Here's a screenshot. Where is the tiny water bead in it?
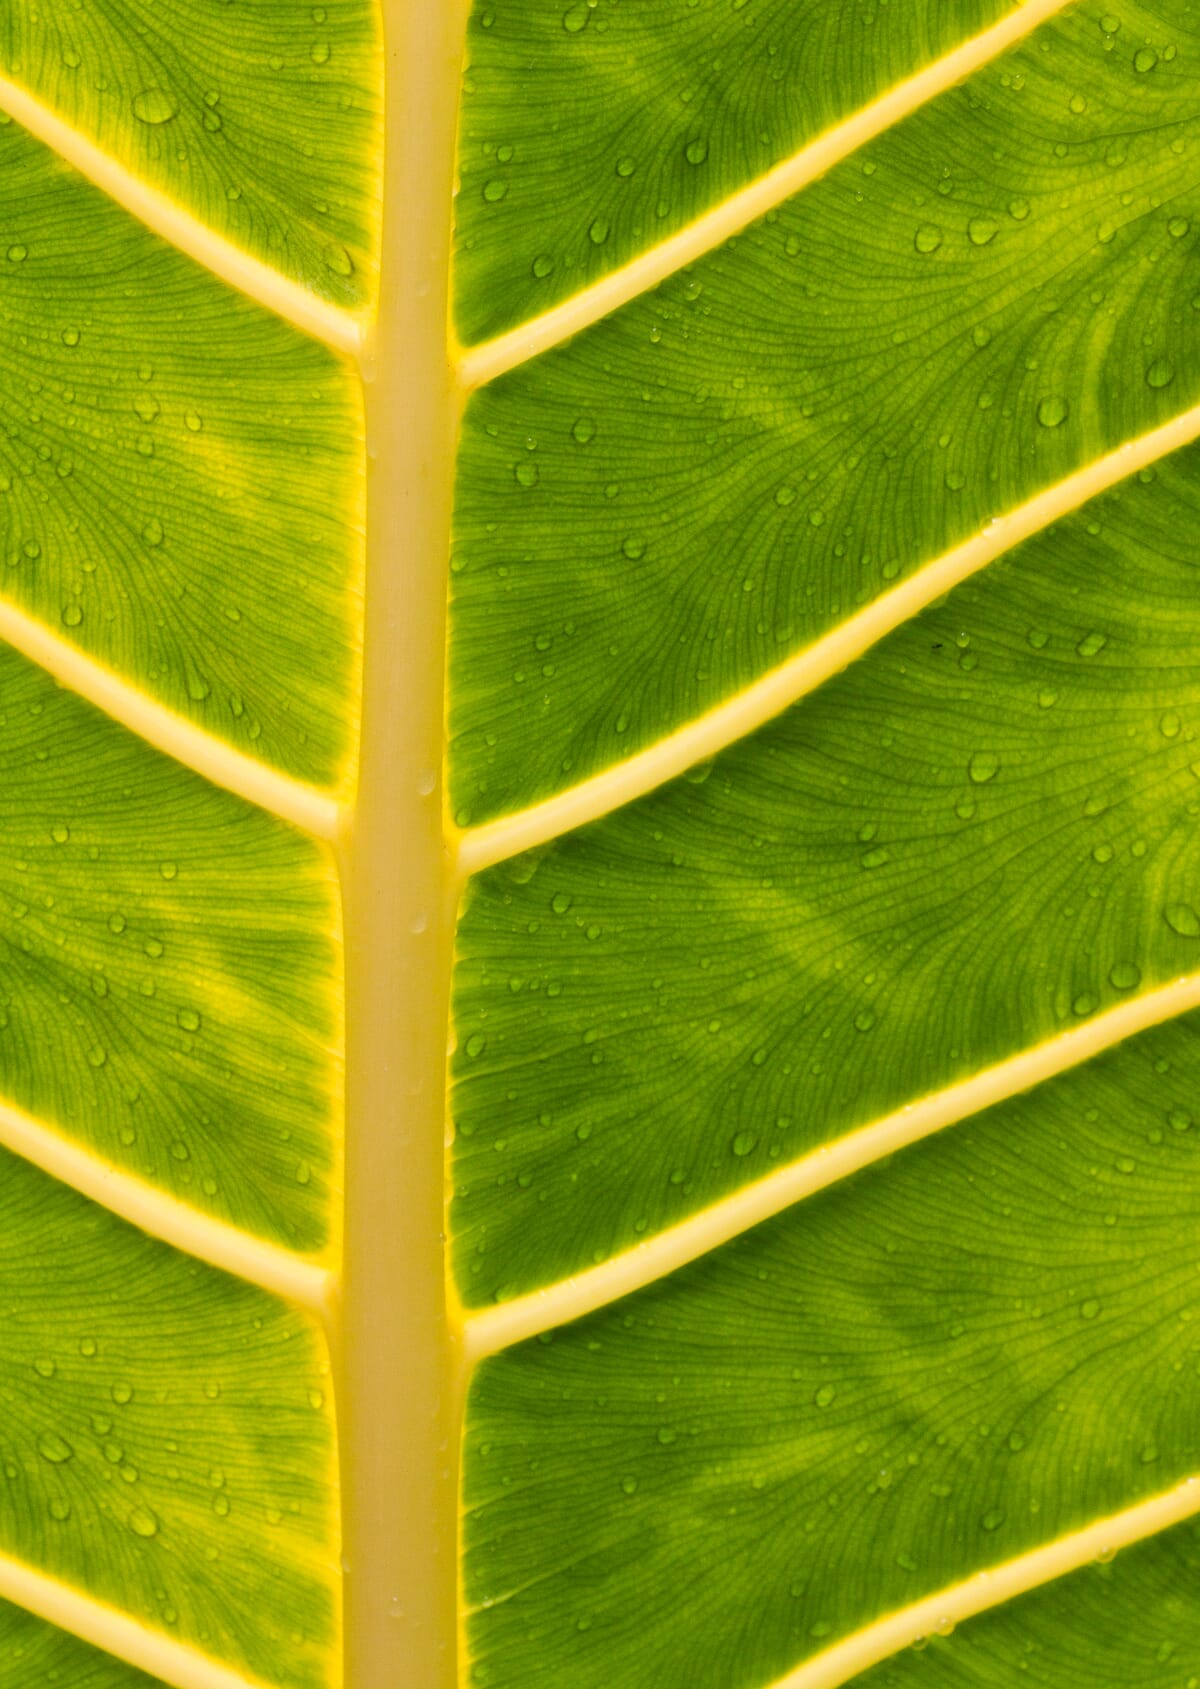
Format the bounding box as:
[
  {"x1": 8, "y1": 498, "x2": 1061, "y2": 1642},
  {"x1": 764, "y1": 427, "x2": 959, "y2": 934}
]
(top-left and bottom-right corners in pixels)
[
  {"x1": 967, "y1": 217, "x2": 998, "y2": 246},
  {"x1": 1165, "y1": 903, "x2": 1200, "y2": 937},
  {"x1": 1145, "y1": 357, "x2": 1175, "y2": 389},
  {"x1": 132, "y1": 88, "x2": 178, "y2": 125},
  {"x1": 967, "y1": 751, "x2": 999, "y2": 784},
  {"x1": 1036, "y1": 394, "x2": 1069, "y2": 428},
  {"x1": 914, "y1": 224, "x2": 943, "y2": 254}
]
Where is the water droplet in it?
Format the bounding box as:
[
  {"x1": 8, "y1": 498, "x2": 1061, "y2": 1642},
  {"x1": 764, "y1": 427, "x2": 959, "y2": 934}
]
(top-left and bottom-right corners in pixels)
[
  {"x1": 588, "y1": 218, "x2": 609, "y2": 246},
  {"x1": 7, "y1": 244, "x2": 27, "y2": 263},
  {"x1": 1146, "y1": 357, "x2": 1175, "y2": 389},
  {"x1": 1165, "y1": 903, "x2": 1200, "y2": 937},
  {"x1": 61, "y1": 327, "x2": 79, "y2": 347},
  {"x1": 310, "y1": 41, "x2": 330, "y2": 63},
  {"x1": 177, "y1": 1008, "x2": 201, "y2": 1033},
  {"x1": 1133, "y1": 45, "x2": 1158, "y2": 72},
  {"x1": 814, "y1": 1385, "x2": 836, "y2": 1408},
  {"x1": 37, "y1": 1432, "x2": 74, "y2": 1464},
  {"x1": 967, "y1": 217, "x2": 997, "y2": 246},
  {"x1": 111, "y1": 1382, "x2": 133, "y2": 1405},
  {"x1": 159, "y1": 861, "x2": 178, "y2": 880},
  {"x1": 730, "y1": 1131, "x2": 757, "y2": 1157},
  {"x1": 621, "y1": 536, "x2": 645, "y2": 561},
  {"x1": 51, "y1": 823, "x2": 70, "y2": 844},
  {"x1": 482, "y1": 179, "x2": 508, "y2": 203},
  {"x1": 133, "y1": 88, "x2": 179, "y2": 125},
  {"x1": 513, "y1": 461, "x2": 538, "y2": 488},
  {"x1": 141, "y1": 518, "x2": 164, "y2": 547},
  {"x1": 562, "y1": 0, "x2": 589, "y2": 29},
  {"x1": 1169, "y1": 1107, "x2": 1192, "y2": 1133},
  {"x1": 1161, "y1": 711, "x2": 1181, "y2": 738},
  {"x1": 656, "y1": 1426, "x2": 677, "y2": 1446},
  {"x1": 1080, "y1": 1298, "x2": 1100, "y2": 1320},
  {"x1": 914, "y1": 224, "x2": 943, "y2": 254},
  {"x1": 980, "y1": 1508, "x2": 1005, "y2": 1532},
  {"x1": 967, "y1": 751, "x2": 999, "y2": 784},
  {"x1": 1109, "y1": 961, "x2": 1141, "y2": 991},
  {"x1": 128, "y1": 1505, "x2": 159, "y2": 1538},
  {"x1": 465, "y1": 1033, "x2": 486, "y2": 1059},
  {"x1": 1170, "y1": 217, "x2": 1190, "y2": 239},
  {"x1": 1037, "y1": 395, "x2": 1068, "y2": 428},
  {"x1": 133, "y1": 393, "x2": 160, "y2": 424},
  {"x1": 684, "y1": 138, "x2": 708, "y2": 166}
]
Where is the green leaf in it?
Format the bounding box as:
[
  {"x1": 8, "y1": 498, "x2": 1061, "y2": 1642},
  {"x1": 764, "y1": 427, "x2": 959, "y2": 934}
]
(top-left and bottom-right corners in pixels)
[{"x1": 450, "y1": 0, "x2": 1200, "y2": 1686}]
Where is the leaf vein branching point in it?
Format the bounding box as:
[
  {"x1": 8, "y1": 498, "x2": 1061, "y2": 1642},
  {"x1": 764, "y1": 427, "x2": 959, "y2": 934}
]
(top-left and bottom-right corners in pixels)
[
  {"x1": 769, "y1": 1478, "x2": 1200, "y2": 1689},
  {"x1": 457, "y1": 400, "x2": 1200, "y2": 874},
  {"x1": 0, "y1": 1550, "x2": 283, "y2": 1689},
  {"x1": 0, "y1": 602, "x2": 342, "y2": 838},
  {"x1": 463, "y1": 973, "x2": 1200, "y2": 1359},
  {"x1": 455, "y1": 0, "x2": 1074, "y2": 389},
  {"x1": 0, "y1": 1095, "x2": 333, "y2": 1313},
  {"x1": 0, "y1": 74, "x2": 365, "y2": 358}
]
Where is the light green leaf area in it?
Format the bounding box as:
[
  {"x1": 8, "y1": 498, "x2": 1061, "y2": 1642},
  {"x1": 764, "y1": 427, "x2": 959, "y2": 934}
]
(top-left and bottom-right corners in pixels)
[
  {"x1": 463, "y1": 1011, "x2": 1200, "y2": 1689},
  {"x1": 857, "y1": 1517, "x2": 1200, "y2": 1686},
  {"x1": 0, "y1": 1598, "x2": 164, "y2": 1687},
  {"x1": 0, "y1": 643, "x2": 339, "y2": 1253},
  {"x1": 454, "y1": 0, "x2": 1017, "y2": 342},
  {"x1": 0, "y1": 0, "x2": 381, "y2": 307},
  {"x1": 450, "y1": 0, "x2": 1200, "y2": 824},
  {"x1": 0, "y1": 117, "x2": 362, "y2": 789},
  {"x1": 0, "y1": 1148, "x2": 336, "y2": 1689},
  {"x1": 452, "y1": 441, "x2": 1200, "y2": 1302}
]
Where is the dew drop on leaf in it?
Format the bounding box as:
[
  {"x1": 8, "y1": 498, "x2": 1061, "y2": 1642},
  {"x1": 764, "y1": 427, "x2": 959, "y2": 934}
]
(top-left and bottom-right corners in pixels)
[
  {"x1": 1036, "y1": 395, "x2": 1068, "y2": 428},
  {"x1": 1165, "y1": 902, "x2": 1200, "y2": 937},
  {"x1": 132, "y1": 88, "x2": 179, "y2": 125}
]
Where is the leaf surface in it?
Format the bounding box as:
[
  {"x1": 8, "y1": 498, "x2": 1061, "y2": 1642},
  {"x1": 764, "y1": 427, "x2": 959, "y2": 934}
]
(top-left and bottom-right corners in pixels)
[{"x1": 450, "y1": 1, "x2": 1200, "y2": 1686}]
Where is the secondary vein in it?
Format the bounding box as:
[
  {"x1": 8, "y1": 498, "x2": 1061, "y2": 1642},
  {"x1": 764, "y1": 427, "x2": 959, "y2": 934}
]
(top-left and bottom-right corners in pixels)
[
  {"x1": 0, "y1": 597, "x2": 342, "y2": 840},
  {"x1": 457, "y1": 398, "x2": 1200, "y2": 877},
  {"x1": 0, "y1": 1551, "x2": 282, "y2": 1689},
  {"x1": 0, "y1": 1092, "x2": 333, "y2": 1314},
  {"x1": 770, "y1": 1477, "x2": 1200, "y2": 1689},
  {"x1": 462, "y1": 972, "x2": 1200, "y2": 1359},
  {"x1": 0, "y1": 73, "x2": 364, "y2": 358},
  {"x1": 455, "y1": 0, "x2": 1074, "y2": 390}
]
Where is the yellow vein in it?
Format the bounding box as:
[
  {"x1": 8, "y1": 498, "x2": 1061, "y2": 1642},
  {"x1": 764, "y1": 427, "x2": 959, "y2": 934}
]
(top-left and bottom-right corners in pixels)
[
  {"x1": 456, "y1": 0, "x2": 1073, "y2": 389},
  {"x1": 458, "y1": 399, "x2": 1200, "y2": 875},
  {"x1": 463, "y1": 973, "x2": 1200, "y2": 1360},
  {"x1": 0, "y1": 600, "x2": 341, "y2": 839},
  {"x1": 0, "y1": 1551, "x2": 280, "y2": 1689},
  {"x1": 772, "y1": 1477, "x2": 1200, "y2": 1689},
  {"x1": 0, "y1": 73, "x2": 363, "y2": 357},
  {"x1": 0, "y1": 1093, "x2": 333, "y2": 1313}
]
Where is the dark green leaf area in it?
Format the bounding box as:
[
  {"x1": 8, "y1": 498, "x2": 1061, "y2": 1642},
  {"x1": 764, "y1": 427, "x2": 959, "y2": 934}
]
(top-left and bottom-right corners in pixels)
[
  {"x1": 451, "y1": 0, "x2": 1200, "y2": 823},
  {"x1": 0, "y1": 0, "x2": 380, "y2": 305},
  {"x1": 857, "y1": 1514, "x2": 1200, "y2": 1686},
  {"x1": 0, "y1": 1600, "x2": 166, "y2": 1687},
  {"x1": 453, "y1": 445, "x2": 1200, "y2": 1303},
  {"x1": 0, "y1": 1151, "x2": 335, "y2": 1689},
  {"x1": 0, "y1": 646, "x2": 338, "y2": 1252},
  {"x1": 455, "y1": 0, "x2": 1016, "y2": 341},
  {"x1": 465, "y1": 1011, "x2": 1200, "y2": 1689},
  {"x1": 0, "y1": 119, "x2": 362, "y2": 788}
]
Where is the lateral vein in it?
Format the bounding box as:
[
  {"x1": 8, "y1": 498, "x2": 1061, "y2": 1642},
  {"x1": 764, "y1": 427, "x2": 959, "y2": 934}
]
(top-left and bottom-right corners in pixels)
[
  {"x1": 0, "y1": 1551, "x2": 281, "y2": 1689},
  {"x1": 769, "y1": 1477, "x2": 1200, "y2": 1689},
  {"x1": 457, "y1": 400, "x2": 1200, "y2": 876},
  {"x1": 463, "y1": 973, "x2": 1200, "y2": 1359},
  {"x1": 455, "y1": 0, "x2": 1073, "y2": 389},
  {"x1": 0, "y1": 72, "x2": 364, "y2": 357},
  {"x1": 0, "y1": 600, "x2": 341, "y2": 839},
  {"x1": 0, "y1": 1092, "x2": 333, "y2": 1314}
]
